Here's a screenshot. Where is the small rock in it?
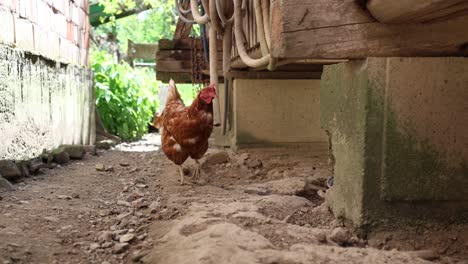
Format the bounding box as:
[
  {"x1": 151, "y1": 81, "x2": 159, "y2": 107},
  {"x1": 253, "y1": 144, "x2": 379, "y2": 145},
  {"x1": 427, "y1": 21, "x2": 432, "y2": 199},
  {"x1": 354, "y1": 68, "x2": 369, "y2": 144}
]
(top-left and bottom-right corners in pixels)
[
  {"x1": 245, "y1": 158, "x2": 262, "y2": 169},
  {"x1": 83, "y1": 145, "x2": 97, "y2": 155},
  {"x1": 71, "y1": 193, "x2": 80, "y2": 199},
  {"x1": 89, "y1": 243, "x2": 100, "y2": 251},
  {"x1": 137, "y1": 233, "x2": 147, "y2": 241},
  {"x1": 96, "y1": 139, "x2": 117, "y2": 150},
  {"x1": 117, "y1": 200, "x2": 132, "y2": 207},
  {"x1": 0, "y1": 160, "x2": 22, "y2": 181},
  {"x1": 98, "y1": 231, "x2": 114, "y2": 242},
  {"x1": 407, "y1": 250, "x2": 439, "y2": 261},
  {"x1": 57, "y1": 195, "x2": 72, "y2": 200},
  {"x1": 327, "y1": 227, "x2": 352, "y2": 246},
  {"x1": 17, "y1": 161, "x2": 31, "y2": 178},
  {"x1": 105, "y1": 165, "x2": 114, "y2": 172},
  {"x1": 95, "y1": 163, "x2": 105, "y2": 171},
  {"x1": 43, "y1": 216, "x2": 59, "y2": 222},
  {"x1": 149, "y1": 201, "x2": 161, "y2": 213},
  {"x1": 0, "y1": 176, "x2": 14, "y2": 191},
  {"x1": 203, "y1": 151, "x2": 230, "y2": 167},
  {"x1": 119, "y1": 162, "x2": 130, "y2": 167},
  {"x1": 119, "y1": 233, "x2": 135, "y2": 243},
  {"x1": 113, "y1": 243, "x2": 129, "y2": 254},
  {"x1": 238, "y1": 153, "x2": 249, "y2": 161},
  {"x1": 102, "y1": 261, "x2": 111, "y2": 264},
  {"x1": 101, "y1": 242, "x2": 113, "y2": 249},
  {"x1": 135, "y1": 184, "x2": 147, "y2": 189},
  {"x1": 29, "y1": 160, "x2": 46, "y2": 174},
  {"x1": 60, "y1": 145, "x2": 85, "y2": 159},
  {"x1": 132, "y1": 250, "x2": 147, "y2": 262},
  {"x1": 52, "y1": 147, "x2": 70, "y2": 164}
]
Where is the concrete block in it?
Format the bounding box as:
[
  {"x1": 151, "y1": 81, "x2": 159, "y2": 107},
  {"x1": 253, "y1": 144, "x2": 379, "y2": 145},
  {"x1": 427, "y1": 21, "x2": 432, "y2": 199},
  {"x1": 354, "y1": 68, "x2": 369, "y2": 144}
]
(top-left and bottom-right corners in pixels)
[
  {"x1": 0, "y1": 8, "x2": 15, "y2": 45},
  {"x1": 322, "y1": 57, "x2": 468, "y2": 228},
  {"x1": 232, "y1": 79, "x2": 327, "y2": 147},
  {"x1": 14, "y1": 17, "x2": 34, "y2": 50},
  {"x1": 18, "y1": 0, "x2": 30, "y2": 19}
]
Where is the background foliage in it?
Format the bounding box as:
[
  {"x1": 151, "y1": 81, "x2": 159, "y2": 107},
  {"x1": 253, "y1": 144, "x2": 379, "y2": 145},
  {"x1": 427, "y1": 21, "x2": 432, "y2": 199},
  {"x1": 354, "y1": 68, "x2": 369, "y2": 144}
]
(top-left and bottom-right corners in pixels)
[{"x1": 91, "y1": 0, "x2": 198, "y2": 141}]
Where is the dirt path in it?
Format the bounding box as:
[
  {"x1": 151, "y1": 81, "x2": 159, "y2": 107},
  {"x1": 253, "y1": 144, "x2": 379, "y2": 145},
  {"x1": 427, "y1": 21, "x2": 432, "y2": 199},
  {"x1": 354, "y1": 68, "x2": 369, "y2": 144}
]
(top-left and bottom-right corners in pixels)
[{"x1": 1, "y1": 137, "x2": 467, "y2": 264}]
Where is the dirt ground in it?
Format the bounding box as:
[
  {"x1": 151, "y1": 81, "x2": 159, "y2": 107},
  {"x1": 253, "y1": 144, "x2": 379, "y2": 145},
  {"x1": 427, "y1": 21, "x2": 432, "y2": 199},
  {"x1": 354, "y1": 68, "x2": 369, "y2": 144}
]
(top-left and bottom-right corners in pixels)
[{"x1": 1, "y1": 135, "x2": 467, "y2": 264}]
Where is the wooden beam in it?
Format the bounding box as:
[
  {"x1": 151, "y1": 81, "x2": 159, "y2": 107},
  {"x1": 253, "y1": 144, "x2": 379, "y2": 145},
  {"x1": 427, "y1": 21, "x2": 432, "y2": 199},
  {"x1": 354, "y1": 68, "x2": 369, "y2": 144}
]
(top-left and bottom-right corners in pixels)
[
  {"x1": 157, "y1": 50, "x2": 222, "y2": 61},
  {"x1": 159, "y1": 39, "x2": 223, "y2": 50},
  {"x1": 157, "y1": 60, "x2": 223, "y2": 73},
  {"x1": 128, "y1": 40, "x2": 159, "y2": 60},
  {"x1": 225, "y1": 70, "x2": 322, "y2": 80},
  {"x1": 270, "y1": 0, "x2": 468, "y2": 59},
  {"x1": 367, "y1": 0, "x2": 468, "y2": 23}
]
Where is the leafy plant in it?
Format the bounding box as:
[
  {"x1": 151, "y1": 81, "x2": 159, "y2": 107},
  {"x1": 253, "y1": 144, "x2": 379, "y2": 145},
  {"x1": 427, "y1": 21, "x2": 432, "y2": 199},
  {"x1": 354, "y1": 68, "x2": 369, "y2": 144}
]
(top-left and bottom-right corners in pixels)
[{"x1": 91, "y1": 50, "x2": 158, "y2": 141}]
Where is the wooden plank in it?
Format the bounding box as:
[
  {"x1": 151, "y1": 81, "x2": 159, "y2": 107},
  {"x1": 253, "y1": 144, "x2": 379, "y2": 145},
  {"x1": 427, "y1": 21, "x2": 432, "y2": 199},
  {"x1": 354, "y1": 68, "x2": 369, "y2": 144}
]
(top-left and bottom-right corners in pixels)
[
  {"x1": 157, "y1": 60, "x2": 223, "y2": 73},
  {"x1": 271, "y1": 0, "x2": 468, "y2": 59},
  {"x1": 225, "y1": 70, "x2": 322, "y2": 80},
  {"x1": 156, "y1": 72, "x2": 194, "y2": 83},
  {"x1": 159, "y1": 39, "x2": 223, "y2": 50},
  {"x1": 367, "y1": 0, "x2": 468, "y2": 23},
  {"x1": 157, "y1": 50, "x2": 223, "y2": 61},
  {"x1": 128, "y1": 40, "x2": 159, "y2": 60}
]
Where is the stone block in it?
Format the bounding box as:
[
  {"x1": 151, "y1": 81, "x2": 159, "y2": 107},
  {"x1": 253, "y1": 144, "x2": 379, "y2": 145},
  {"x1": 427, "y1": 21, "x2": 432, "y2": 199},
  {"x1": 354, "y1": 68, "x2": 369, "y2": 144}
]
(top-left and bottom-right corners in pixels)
[
  {"x1": 321, "y1": 57, "x2": 468, "y2": 228},
  {"x1": 0, "y1": 160, "x2": 21, "y2": 181},
  {"x1": 232, "y1": 79, "x2": 327, "y2": 147}
]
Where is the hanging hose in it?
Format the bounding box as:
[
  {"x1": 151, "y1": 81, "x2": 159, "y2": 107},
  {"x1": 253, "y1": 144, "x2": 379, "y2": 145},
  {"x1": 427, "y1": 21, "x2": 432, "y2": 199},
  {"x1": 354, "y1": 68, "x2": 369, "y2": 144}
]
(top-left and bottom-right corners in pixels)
[
  {"x1": 254, "y1": 0, "x2": 269, "y2": 56},
  {"x1": 200, "y1": 4, "x2": 209, "y2": 64},
  {"x1": 216, "y1": 0, "x2": 234, "y2": 26},
  {"x1": 261, "y1": 0, "x2": 271, "y2": 49},
  {"x1": 190, "y1": 0, "x2": 209, "y2": 24},
  {"x1": 232, "y1": 0, "x2": 270, "y2": 68},
  {"x1": 222, "y1": 78, "x2": 229, "y2": 135},
  {"x1": 209, "y1": 0, "x2": 223, "y2": 33},
  {"x1": 176, "y1": 0, "x2": 196, "y2": 24}
]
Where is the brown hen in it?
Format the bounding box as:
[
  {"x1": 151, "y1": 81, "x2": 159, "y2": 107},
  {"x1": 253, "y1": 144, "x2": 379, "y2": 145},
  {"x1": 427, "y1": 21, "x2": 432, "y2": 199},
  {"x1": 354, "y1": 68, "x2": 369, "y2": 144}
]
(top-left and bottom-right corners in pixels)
[{"x1": 154, "y1": 79, "x2": 216, "y2": 184}]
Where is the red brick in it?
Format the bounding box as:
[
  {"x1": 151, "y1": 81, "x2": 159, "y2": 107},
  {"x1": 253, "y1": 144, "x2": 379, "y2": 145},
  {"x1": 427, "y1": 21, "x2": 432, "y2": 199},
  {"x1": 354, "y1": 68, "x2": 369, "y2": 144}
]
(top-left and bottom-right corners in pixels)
[
  {"x1": 66, "y1": 21, "x2": 74, "y2": 42},
  {"x1": 14, "y1": 16, "x2": 34, "y2": 50},
  {"x1": 0, "y1": 7, "x2": 15, "y2": 45}
]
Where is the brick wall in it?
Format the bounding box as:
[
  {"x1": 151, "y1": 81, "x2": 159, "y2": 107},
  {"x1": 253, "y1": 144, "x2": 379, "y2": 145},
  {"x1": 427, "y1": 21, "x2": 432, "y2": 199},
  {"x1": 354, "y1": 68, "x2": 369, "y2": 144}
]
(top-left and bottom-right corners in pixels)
[{"x1": 0, "y1": 0, "x2": 90, "y2": 66}]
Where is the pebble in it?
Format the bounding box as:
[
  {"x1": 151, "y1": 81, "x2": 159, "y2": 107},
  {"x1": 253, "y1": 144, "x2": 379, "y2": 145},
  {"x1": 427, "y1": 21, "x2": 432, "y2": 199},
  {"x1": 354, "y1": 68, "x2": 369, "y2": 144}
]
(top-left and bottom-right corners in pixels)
[
  {"x1": 245, "y1": 158, "x2": 262, "y2": 169},
  {"x1": 119, "y1": 162, "x2": 130, "y2": 167},
  {"x1": 113, "y1": 242, "x2": 129, "y2": 254},
  {"x1": 43, "y1": 216, "x2": 59, "y2": 222},
  {"x1": 89, "y1": 243, "x2": 100, "y2": 251},
  {"x1": 95, "y1": 163, "x2": 105, "y2": 172},
  {"x1": 57, "y1": 195, "x2": 72, "y2": 200},
  {"x1": 119, "y1": 233, "x2": 135, "y2": 243},
  {"x1": 117, "y1": 200, "x2": 132, "y2": 207},
  {"x1": 203, "y1": 152, "x2": 230, "y2": 166},
  {"x1": 327, "y1": 227, "x2": 352, "y2": 246},
  {"x1": 98, "y1": 231, "x2": 114, "y2": 242}
]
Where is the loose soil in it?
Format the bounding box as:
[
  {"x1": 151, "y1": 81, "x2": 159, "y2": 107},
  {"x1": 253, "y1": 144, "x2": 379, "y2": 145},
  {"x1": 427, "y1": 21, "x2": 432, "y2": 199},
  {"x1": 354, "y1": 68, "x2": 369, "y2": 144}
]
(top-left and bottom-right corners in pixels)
[{"x1": 1, "y1": 136, "x2": 467, "y2": 264}]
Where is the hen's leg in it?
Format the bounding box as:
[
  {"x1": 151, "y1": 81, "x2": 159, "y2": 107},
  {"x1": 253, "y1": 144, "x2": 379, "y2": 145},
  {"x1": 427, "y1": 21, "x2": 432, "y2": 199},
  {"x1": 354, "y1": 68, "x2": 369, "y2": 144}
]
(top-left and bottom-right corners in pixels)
[
  {"x1": 193, "y1": 160, "x2": 201, "y2": 181},
  {"x1": 178, "y1": 165, "x2": 185, "y2": 185}
]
